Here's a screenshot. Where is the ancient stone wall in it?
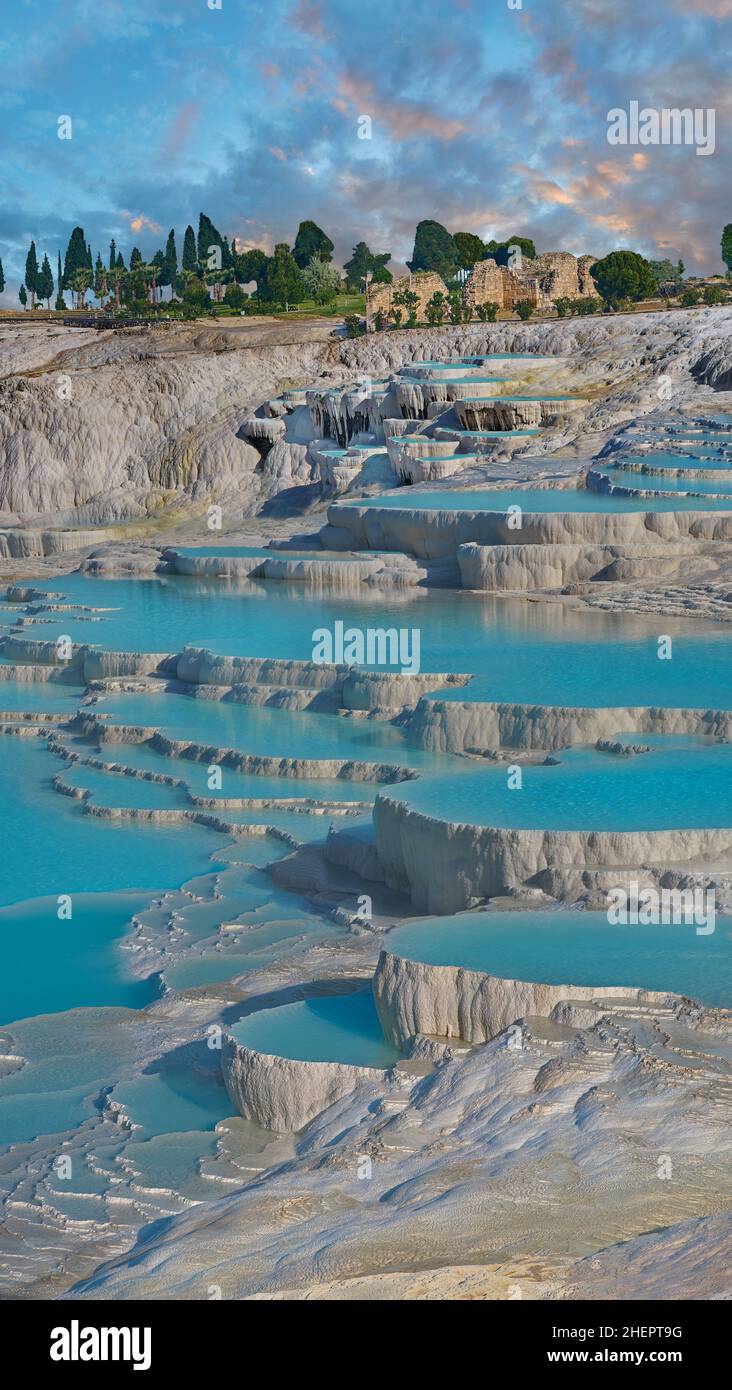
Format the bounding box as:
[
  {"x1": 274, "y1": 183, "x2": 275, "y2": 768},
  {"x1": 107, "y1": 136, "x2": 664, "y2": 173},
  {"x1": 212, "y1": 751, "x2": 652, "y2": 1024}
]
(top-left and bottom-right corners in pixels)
[
  {"x1": 366, "y1": 272, "x2": 449, "y2": 327},
  {"x1": 460, "y1": 250, "x2": 599, "y2": 314}
]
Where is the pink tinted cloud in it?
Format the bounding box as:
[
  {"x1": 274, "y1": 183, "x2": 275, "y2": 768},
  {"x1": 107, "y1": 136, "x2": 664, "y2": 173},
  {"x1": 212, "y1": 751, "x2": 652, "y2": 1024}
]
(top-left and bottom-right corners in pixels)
[
  {"x1": 161, "y1": 102, "x2": 200, "y2": 159},
  {"x1": 120, "y1": 211, "x2": 163, "y2": 235},
  {"x1": 334, "y1": 71, "x2": 467, "y2": 141}
]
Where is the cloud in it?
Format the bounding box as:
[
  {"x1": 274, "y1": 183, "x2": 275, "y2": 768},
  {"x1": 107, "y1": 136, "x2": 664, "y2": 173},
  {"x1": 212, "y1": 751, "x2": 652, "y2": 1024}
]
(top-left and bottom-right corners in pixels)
[
  {"x1": 160, "y1": 102, "x2": 200, "y2": 159},
  {"x1": 120, "y1": 210, "x2": 163, "y2": 235},
  {"x1": 334, "y1": 71, "x2": 468, "y2": 141}
]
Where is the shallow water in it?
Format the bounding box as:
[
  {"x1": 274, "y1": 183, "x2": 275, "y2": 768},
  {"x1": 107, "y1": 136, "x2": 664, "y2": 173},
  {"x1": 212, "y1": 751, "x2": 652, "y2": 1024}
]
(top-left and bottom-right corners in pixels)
[
  {"x1": 9, "y1": 578, "x2": 732, "y2": 709},
  {"x1": 400, "y1": 736, "x2": 732, "y2": 831},
  {"x1": 598, "y1": 466, "x2": 732, "y2": 495},
  {"x1": 230, "y1": 990, "x2": 401, "y2": 1067},
  {"x1": 613, "y1": 451, "x2": 732, "y2": 472},
  {"x1": 350, "y1": 486, "x2": 732, "y2": 512},
  {"x1": 387, "y1": 909, "x2": 732, "y2": 1007}
]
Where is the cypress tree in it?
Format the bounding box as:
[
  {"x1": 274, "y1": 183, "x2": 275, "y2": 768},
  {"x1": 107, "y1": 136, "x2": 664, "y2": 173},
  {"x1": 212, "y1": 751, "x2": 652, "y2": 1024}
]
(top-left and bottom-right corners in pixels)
[
  {"x1": 109, "y1": 238, "x2": 117, "y2": 270},
  {"x1": 55, "y1": 252, "x2": 67, "y2": 310},
  {"x1": 161, "y1": 229, "x2": 177, "y2": 289},
  {"x1": 19, "y1": 284, "x2": 27, "y2": 309},
  {"x1": 63, "y1": 227, "x2": 88, "y2": 290},
  {"x1": 25, "y1": 241, "x2": 39, "y2": 307},
  {"x1": 182, "y1": 224, "x2": 197, "y2": 272},
  {"x1": 197, "y1": 212, "x2": 225, "y2": 263},
  {"x1": 0, "y1": 255, "x2": 4, "y2": 294},
  {"x1": 37, "y1": 253, "x2": 54, "y2": 308}
]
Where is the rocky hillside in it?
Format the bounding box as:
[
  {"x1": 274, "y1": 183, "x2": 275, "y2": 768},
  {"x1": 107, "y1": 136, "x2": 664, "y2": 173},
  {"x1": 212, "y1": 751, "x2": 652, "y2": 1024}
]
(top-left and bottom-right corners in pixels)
[{"x1": 2, "y1": 307, "x2": 732, "y2": 527}]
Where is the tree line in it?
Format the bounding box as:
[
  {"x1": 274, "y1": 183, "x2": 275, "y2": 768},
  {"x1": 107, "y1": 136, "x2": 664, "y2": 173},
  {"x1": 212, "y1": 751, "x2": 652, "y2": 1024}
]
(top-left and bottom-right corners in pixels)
[
  {"x1": 11, "y1": 214, "x2": 396, "y2": 315},
  {"x1": 6, "y1": 212, "x2": 731, "y2": 317}
]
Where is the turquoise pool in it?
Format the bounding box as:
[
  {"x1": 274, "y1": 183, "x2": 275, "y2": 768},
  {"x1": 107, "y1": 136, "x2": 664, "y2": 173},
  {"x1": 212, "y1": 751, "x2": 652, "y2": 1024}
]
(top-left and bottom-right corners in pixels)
[
  {"x1": 399, "y1": 736, "x2": 732, "y2": 831},
  {"x1": 387, "y1": 909, "x2": 732, "y2": 1007},
  {"x1": 351, "y1": 486, "x2": 732, "y2": 512},
  {"x1": 230, "y1": 990, "x2": 401, "y2": 1068},
  {"x1": 9, "y1": 578, "x2": 732, "y2": 709},
  {"x1": 610, "y1": 451, "x2": 732, "y2": 472},
  {"x1": 594, "y1": 466, "x2": 732, "y2": 495}
]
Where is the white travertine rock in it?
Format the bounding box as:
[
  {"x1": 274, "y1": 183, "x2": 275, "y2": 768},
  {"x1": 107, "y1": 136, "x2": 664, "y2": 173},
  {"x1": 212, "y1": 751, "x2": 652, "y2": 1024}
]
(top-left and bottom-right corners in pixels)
[
  {"x1": 373, "y1": 948, "x2": 677, "y2": 1046},
  {"x1": 323, "y1": 501, "x2": 732, "y2": 559},
  {"x1": 371, "y1": 794, "x2": 732, "y2": 911},
  {"x1": 456, "y1": 540, "x2": 699, "y2": 590},
  {"x1": 222, "y1": 1034, "x2": 393, "y2": 1131},
  {"x1": 407, "y1": 697, "x2": 732, "y2": 754}
]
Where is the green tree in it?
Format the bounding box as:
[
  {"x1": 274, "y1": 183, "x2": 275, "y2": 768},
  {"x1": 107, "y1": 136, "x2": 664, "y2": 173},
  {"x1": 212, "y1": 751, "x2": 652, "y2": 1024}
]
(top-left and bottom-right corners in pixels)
[
  {"x1": 454, "y1": 232, "x2": 485, "y2": 271},
  {"x1": 55, "y1": 252, "x2": 67, "y2": 310},
  {"x1": 62, "y1": 227, "x2": 89, "y2": 297},
  {"x1": 484, "y1": 236, "x2": 537, "y2": 263},
  {"x1": 343, "y1": 241, "x2": 391, "y2": 291},
  {"x1": 0, "y1": 255, "x2": 5, "y2": 294},
  {"x1": 292, "y1": 220, "x2": 333, "y2": 269},
  {"x1": 71, "y1": 266, "x2": 93, "y2": 309},
  {"x1": 236, "y1": 247, "x2": 268, "y2": 288},
  {"x1": 25, "y1": 241, "x2": 39, "y2": 307},
  {"x1": 197, "y1": 212, "x2": 225, "y2": 265},
  {"x1": 108, "y1": 239, "x2": 117, "y2": 270},
  {"x1": 722, "y1": 225, "x2": 732, "y2": 276},
  {"x1": 373, "y1": 308, "x2": 387, "y2": 332},
  {"x1": 393, "y1": 287, "x2": 419, "y2": 326},
  {"x1": 302, "y1": 254, "x2": 341, "y2": 304},
  {"x1": 407, "y1": 220, "x2": 459, "y2": 280},
  {"x1": 159, "y1": 229, "x2": 177, "y2": 293},
  {"x1": 476, "y1": 301, "x2": 499, "y2": 322},
  {"x1": 224, "y1": 281, "x2": 246, "y2": 310},
  {"x1": 514, "y1": 299, "x2": 535, "y2": 320},
  {"x1": 589, "y1": 250, "x2": 656, "y2": 307},
  {"x1": 182, "y1": 224, "x2": 197, "y2": 272},
  {"x1": 343, "y1": 313, "x2": 364, "y2": 338},
  {"x1": 448, "y1": 289, "x2": 466, "y2": 323},
  {"x1": 425, "y1": 291, "x2": 448, "y2": 326},
  {"x1": 19, "y1": 283, "x2": 27, "y2": 309},
  {"x1": 181, "y1": 271, "x2": 210, "y2": 309},
  {"x1": 259, "y1": 243, "x2": 304, "y2": 309},
  {"x1": 37, "y1": 253, "x2": 54, "y2": 308}
]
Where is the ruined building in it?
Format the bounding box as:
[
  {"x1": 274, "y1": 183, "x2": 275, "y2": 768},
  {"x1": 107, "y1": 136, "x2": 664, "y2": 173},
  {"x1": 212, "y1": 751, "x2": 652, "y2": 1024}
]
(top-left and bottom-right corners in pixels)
[{"x1": 365, "y1": 252, "x2": 600, "y2": 328}]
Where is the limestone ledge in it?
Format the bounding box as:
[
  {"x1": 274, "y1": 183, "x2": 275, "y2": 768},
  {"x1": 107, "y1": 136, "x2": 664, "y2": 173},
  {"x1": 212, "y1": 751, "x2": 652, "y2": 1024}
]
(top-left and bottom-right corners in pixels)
[
  {"x1": 373, "y1": 948, "x2": 680, "y2": 1047},
  {"x1": 222, "y1": 1034, "x2": 395, "y2": 1131},
  {"x1": 69, "y1": 713, "x2": 415, "y2": 785},
  {"x1": 457, "y1": 540, "x2": 700, "y2": 590},
  {"x1": 322, "y1": 502, "x2": 732, "y2": 560},
  {"x1": 366, "y1": 794, "x2": 732, "y2": 912},
  {"x1": 0, "y1": 637, "x2": 469, "y2": 711},
  {"x1": 408, "y1": 697, "x2": 732, "y2": 754},
  {"x1": 0, "y1": 527, "x2": 119, "y2": 559}
]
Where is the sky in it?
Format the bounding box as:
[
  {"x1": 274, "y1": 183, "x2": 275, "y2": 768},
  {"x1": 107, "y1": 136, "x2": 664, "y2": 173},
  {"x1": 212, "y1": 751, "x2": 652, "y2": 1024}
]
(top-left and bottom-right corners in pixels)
[{"x1": 1, "y1": 0, "x2": 731, "y2": 301}]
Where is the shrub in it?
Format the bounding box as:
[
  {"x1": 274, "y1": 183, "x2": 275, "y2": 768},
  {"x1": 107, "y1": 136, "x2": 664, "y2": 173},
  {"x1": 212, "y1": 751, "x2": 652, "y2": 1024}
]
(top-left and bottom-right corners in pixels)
[
  {"x1": 703, "y1": 285, "x2": 727, "y2": 306},
  {"x1": 343, "y1": 313, "x2": 365, "y2": 337},
  {"x1": 448, "y1": 290, "x2": 465, "y2": 324},
  {"x1": 554, "y1": 297, "x2": 574, "y2": 318},
  {"x1": 514, "y1": 299, "x2": 535, "y2": 320},
  {"x1": 425, "y1": 291, "x2": 447, "y2": 326},
  {"x1": 476, "y1": 301, "x2": 499, "y2": 322},
  {"x1": 681, "y1": 289, "x2": 701, "y2": 307}
]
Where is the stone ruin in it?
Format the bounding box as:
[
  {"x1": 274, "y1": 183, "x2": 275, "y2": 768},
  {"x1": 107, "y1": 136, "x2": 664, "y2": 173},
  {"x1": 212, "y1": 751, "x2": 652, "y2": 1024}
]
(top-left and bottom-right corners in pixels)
[
  {"x1": 367, "y1": 271, "x2": 449, "y2": 326},
  {"x1": 365, "y1": 252, "x2": 600, "y2": 328}
]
